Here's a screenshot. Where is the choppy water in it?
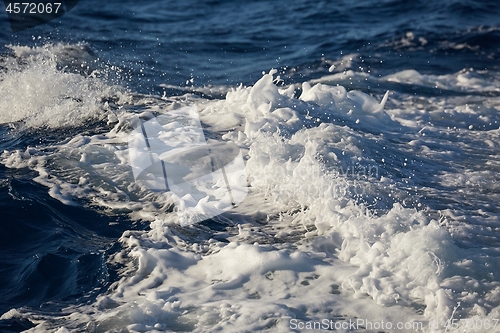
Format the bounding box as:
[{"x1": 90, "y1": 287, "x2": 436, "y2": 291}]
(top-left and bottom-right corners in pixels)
[{"x1": 1, "y1": 1, "x2": 500, "y2": 332}]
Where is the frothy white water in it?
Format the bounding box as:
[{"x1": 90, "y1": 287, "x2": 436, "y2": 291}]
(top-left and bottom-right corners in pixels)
[
  {"x1": 2, "y1": 46, "x2": 500, "y2": 332},
  {"x1": 315, "y1": 68, "x2": 500, "y2": 131},
  {"x1": 0, "y1": 44, "x2": 129, "y2": 129}
]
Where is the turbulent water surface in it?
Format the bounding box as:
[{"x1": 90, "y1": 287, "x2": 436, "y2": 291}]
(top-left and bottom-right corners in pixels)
[{"x1": 1, "y1": 0, "x2": 500, "y2": 332}]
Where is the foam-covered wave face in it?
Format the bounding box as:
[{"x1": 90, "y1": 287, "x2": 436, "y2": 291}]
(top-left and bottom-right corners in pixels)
[
  {"x1": 0, "y1": 69, "x2": 393, "y2": 218},
  {"x1": 0, "y1": 44, "x2": 129, "y2": 129},
  {"x1": 2, "y1": 69, "x2": 500, "y2": 332}
]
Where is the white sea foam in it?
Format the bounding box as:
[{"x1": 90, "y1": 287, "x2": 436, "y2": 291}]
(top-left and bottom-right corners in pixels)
[
  {"x1": 2, "y1": 46, "x2": 500, "y2": 332},
  {"x1": 0, "y1": 44, "x2": 129, "y2": 129}
]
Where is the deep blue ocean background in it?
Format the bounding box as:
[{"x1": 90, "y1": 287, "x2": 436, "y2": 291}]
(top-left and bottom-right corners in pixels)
[{"x1": 1, "y1": 0, "x2": 500, "y2": 332}]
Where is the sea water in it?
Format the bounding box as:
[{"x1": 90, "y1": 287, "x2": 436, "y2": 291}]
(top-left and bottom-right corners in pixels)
[{"x1": 1, "y1": 1, "x2": 500, "y2": 332}]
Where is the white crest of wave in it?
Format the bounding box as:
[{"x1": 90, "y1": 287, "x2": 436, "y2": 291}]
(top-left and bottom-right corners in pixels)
[{"x1": 0, "y1": 44, "x2": 129, "y2": 129}]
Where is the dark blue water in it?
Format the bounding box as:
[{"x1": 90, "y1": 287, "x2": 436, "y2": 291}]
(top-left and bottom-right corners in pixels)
[
  {"x1": 1, "y1": 0, "x2": 500, "y2": 331},
  {"x1": 2, "y1": 0, "x2": 500, "y2": 91}
]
